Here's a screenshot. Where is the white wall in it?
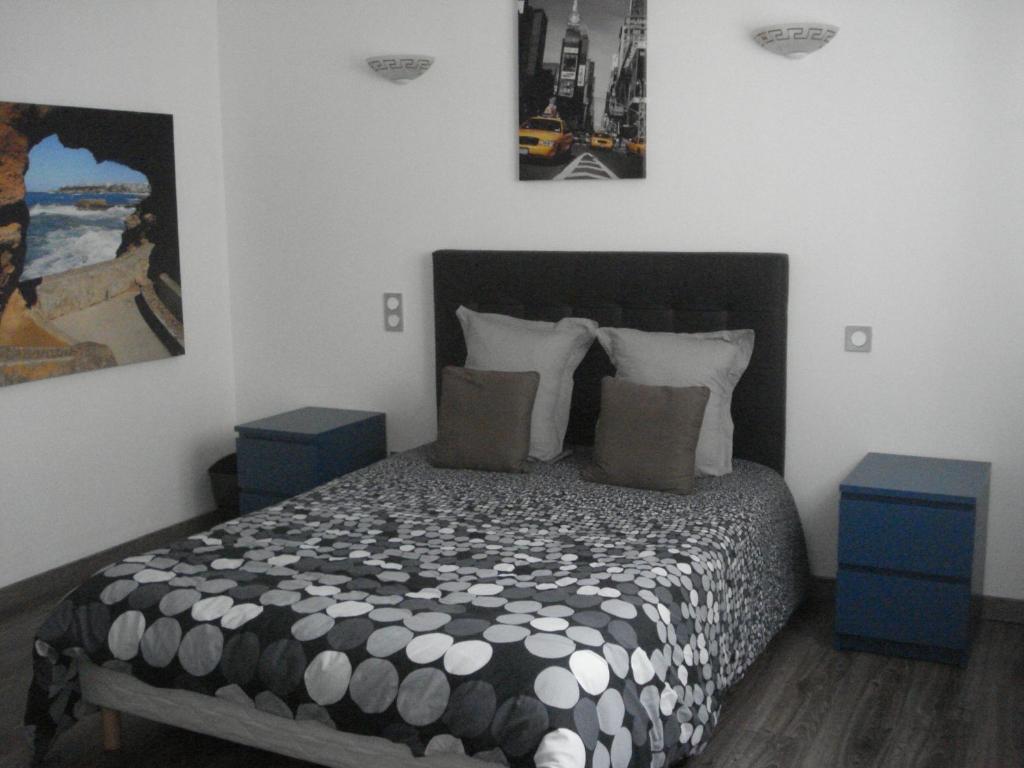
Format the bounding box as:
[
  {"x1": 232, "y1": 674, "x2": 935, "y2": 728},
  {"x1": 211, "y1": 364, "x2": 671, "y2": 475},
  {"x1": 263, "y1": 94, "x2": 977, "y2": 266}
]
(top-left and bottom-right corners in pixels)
[
  {"x1": 0, "y1": 0, "x2": 237, "y2": 588},
  {"x1": 218, "y1": 0, "x2": 1024, "y2": 600},
  {"x1": 4, "y1": 1, "x2": 1019, "y2": 600}
]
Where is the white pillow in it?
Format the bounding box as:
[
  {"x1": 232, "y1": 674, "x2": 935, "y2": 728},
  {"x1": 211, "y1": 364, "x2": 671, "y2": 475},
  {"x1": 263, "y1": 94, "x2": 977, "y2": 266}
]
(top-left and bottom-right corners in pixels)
[
  {"x1": 456, "y1": 306, "x2": 597, "y2": 461},
  {"x1": 595, "y1": 327, "x2": 754, "y2": 476}
]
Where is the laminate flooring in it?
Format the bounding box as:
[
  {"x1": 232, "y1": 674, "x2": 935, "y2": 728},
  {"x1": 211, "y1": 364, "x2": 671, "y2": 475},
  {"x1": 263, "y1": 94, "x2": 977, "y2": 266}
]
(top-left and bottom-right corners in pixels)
[{"x1": 1, "y1": 594, "x2": 1021, "y2": 768}]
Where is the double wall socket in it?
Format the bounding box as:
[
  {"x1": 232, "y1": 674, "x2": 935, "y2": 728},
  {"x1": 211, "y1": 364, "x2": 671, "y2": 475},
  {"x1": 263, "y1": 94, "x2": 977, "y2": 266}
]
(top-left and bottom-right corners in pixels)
[{"x1": 383, "y1": 293, "x2": 403, "y2": 332}]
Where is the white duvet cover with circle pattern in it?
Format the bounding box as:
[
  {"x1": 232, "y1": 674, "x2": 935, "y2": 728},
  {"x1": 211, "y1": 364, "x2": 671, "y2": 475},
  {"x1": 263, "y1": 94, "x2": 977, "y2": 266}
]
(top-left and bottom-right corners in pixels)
[{"x1": 26, "y1": 448, "x2": 807, "y2": 767}]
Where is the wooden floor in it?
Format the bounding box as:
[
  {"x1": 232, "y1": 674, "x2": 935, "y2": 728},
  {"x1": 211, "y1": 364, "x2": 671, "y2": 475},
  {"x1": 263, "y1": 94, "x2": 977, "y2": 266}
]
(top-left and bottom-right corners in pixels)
[
  {"x1": 1, "y1": 595, "x2": 1021, "y2": 768},
  {"x1": 688, "y1": 599, "x2": 1023, "y2": 768}
]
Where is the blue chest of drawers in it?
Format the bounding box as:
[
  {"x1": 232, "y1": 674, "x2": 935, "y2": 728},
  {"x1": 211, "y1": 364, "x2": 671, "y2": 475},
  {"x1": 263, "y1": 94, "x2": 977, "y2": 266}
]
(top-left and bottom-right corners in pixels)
[
  {"x1": 236, "y1": 407, "x2": 386, "y2": 513},
  {"x1": 835, "y1": 452, "x2": 990, "y2": 666}
]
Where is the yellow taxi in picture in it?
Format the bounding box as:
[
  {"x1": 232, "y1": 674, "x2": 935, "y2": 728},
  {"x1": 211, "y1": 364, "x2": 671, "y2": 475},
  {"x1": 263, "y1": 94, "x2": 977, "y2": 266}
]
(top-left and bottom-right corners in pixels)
[
  {"x1": 519, "y1": 117, "x2": 574, "y2": 160},
  {"x1": 626, "y1": 136, "x2": 646, "y2": 157},
  {"x1": 589, "y1": 131, "x2": 614, "y2": 150}
]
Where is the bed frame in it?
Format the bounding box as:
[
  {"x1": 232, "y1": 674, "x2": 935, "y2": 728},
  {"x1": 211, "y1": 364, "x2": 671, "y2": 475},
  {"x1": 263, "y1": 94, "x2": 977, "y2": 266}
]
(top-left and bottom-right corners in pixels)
[
  {"x1": 81, "y1": 250, "x2": 790, "y2": 767},
  {"x1": 433, "y1": 250, "x2": 789, "y2": 474}
]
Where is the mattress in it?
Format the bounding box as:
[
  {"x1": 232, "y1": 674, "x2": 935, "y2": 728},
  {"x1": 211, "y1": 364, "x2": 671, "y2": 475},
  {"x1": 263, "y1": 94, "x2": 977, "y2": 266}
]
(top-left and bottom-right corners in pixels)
[{"x1": 26, "y1": 448, "x2": 807, "y2": 767}]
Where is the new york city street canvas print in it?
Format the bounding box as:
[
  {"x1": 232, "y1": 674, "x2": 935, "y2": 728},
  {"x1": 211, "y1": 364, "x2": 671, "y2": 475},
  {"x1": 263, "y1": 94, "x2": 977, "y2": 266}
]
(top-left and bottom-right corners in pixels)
[
  {"x1": 0, "y1": 101, "x2": 183, "y2": 387},
  {"x1": 518, "y1": 0, "x2": 646, "y2": 181}
]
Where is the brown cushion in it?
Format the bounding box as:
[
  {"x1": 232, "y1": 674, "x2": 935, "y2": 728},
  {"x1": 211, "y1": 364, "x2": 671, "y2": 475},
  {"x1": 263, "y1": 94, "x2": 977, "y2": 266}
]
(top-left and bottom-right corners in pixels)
[
  {"x1": 428, "y1": 367, "x2": 540, "y2": 473},
  {"x1": 583, "y1": 377, "x2": 710, "y2": 493}
]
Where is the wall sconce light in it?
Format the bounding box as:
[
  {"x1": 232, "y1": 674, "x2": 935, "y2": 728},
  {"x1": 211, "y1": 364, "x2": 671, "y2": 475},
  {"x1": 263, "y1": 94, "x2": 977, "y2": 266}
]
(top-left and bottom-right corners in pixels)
[
  {"x1": 366, "y1": 55, "x2": 434, "y2": 84},
  {"x1": 753, "y1": 24, "x2": 838, "y2": 59}
]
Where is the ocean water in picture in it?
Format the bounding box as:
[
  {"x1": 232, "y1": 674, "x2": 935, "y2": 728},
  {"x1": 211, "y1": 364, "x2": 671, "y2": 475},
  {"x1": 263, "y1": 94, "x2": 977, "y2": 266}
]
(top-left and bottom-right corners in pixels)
[
  {"x1": 23, "y1": 191, "x2": 145, "y2": 280},
  {"x1": 23, "y1": 134, "x2": 149, "y2": 280}
]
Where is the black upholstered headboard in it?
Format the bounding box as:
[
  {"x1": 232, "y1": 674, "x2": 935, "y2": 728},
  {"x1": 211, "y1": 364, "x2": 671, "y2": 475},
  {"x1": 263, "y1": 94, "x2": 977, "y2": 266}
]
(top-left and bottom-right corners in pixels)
[{"x1": 432, "y1": 250, "x2": 789, "y2": 475}]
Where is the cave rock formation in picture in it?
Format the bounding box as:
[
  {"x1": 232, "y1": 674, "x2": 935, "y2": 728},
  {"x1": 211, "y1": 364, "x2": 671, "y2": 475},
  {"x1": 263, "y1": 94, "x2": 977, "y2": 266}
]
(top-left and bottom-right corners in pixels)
[{"x1": 0, "y1": 100, "x2": 182, "y2": 387}]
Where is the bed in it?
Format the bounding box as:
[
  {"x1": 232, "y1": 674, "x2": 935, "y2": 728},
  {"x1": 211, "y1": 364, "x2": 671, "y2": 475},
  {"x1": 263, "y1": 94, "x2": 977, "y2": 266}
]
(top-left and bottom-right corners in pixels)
[{"x1": 25, "y1": 250, "x2": 807, "y2": 768}]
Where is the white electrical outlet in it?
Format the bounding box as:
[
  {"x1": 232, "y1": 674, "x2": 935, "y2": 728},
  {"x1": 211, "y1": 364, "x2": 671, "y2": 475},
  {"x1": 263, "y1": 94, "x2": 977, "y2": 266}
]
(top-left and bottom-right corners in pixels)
[
  {"x1": 845, "y1": 325, "x2": 872, "y2": 352},
  {"x1": 384, "y1": 293, "x2": 403, "y2": 332}
]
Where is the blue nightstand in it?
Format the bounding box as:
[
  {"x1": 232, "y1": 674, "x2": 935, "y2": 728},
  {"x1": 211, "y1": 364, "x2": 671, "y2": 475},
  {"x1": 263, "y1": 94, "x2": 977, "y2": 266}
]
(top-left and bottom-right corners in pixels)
[
  {"x1": 236, "y1": 407, "x2": 386, "y2": 513},
  {"x1": 835, "y1": 452, "x2": 990, "y2": 666}
]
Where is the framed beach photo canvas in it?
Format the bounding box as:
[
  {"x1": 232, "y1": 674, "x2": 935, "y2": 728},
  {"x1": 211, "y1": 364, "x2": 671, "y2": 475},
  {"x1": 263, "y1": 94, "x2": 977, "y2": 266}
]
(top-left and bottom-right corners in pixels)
[
  {"x1": 0, "y1": 100, "x2": 182, "y2": 387},
  {"x1": 518, "y1": 0, "x2": 647, "y2": 181}
]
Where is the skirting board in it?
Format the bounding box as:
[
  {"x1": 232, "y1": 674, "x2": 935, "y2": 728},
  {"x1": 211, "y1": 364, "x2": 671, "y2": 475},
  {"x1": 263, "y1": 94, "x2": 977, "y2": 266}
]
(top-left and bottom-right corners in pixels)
[
  {"x1": 809, "y1": 576, "x2": 1024, "y2": 625},
  {"x1": 0, "y1": 509, "x2": 226, "y2": 621}
]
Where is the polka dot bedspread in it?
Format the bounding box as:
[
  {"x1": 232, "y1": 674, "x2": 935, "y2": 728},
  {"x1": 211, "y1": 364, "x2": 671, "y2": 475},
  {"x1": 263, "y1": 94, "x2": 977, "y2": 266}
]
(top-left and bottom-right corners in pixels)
[{"x1": 26, "y1": 447, "x2": 807, "y2": 767}]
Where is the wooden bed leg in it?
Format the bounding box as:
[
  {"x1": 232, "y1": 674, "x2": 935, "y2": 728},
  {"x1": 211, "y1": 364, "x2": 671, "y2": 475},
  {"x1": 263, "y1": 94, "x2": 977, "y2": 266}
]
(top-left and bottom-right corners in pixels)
[{"x1": 101, "y1": 708, "x2": 121, "y2": 752}]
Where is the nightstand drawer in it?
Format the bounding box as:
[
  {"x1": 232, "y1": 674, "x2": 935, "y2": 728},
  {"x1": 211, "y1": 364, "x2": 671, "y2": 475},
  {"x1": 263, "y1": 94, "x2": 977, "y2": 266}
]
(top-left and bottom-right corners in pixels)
[
  {"x1": 240, "y1": 490, "x2": 288, "y2": 514},
  {"x1": 838, "y1": 498, "x2": 974, "y2": 578},
  {"x1": 237, "y1": 437, "x2": 319, "y2": 496},
  {"x1": 836, "y1": 569, "x2": 970, "y2": 649},
  {"x1": 329, "y1": 446, "x2": 385, "y2": 479},
  {"x1": 236, "y1": 407, "x2": 386, "y2": 514}
]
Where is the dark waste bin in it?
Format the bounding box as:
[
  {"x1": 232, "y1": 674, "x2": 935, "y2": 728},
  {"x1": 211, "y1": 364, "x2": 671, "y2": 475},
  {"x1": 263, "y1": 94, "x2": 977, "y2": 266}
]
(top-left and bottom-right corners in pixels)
[{"x1": 208, "y1": 453, "x2": 239, "y2": 514}]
